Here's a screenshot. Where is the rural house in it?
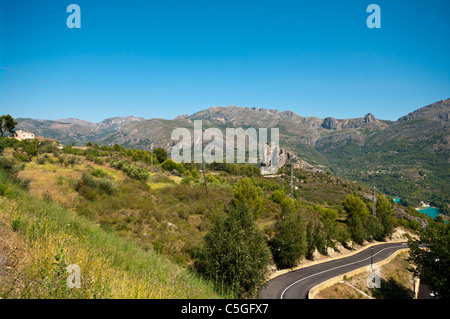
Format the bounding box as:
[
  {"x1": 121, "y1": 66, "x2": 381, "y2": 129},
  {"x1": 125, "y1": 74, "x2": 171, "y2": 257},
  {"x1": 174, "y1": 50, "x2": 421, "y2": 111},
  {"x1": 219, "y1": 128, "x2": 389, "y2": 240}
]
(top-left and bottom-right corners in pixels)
[{"x1": 10, "y1": 129, "x2": 35, "y2": 141}]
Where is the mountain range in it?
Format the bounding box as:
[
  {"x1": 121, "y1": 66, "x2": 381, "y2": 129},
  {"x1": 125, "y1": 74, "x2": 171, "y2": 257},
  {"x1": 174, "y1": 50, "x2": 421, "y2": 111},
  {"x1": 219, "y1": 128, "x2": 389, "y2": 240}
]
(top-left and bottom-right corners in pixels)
[{"x1": 14, "y1": 98, "x2": 450, "y2": 212}]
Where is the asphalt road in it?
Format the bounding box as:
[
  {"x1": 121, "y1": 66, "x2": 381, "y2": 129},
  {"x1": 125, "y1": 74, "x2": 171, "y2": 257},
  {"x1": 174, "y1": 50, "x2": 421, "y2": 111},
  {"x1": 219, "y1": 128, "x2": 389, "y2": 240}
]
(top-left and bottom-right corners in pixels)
[{"x1": 261, "y1": 242, "x2": 409, "y2": 299}]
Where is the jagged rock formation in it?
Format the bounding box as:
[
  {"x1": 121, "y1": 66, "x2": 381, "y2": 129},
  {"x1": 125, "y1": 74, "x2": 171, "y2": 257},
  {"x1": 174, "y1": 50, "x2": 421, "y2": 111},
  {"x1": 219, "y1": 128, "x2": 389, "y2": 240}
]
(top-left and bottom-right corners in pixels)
[{"x1": 322, "y1": 117, "x2": 338, "y2": 130}]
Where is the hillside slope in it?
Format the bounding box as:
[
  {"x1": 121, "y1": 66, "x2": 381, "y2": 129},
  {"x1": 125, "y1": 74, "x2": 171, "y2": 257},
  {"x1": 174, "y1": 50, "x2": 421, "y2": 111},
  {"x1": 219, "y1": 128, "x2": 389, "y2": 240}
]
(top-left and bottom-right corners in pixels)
[{"x1": 14, "y1": 99, "x2": 450, "y2": 213}]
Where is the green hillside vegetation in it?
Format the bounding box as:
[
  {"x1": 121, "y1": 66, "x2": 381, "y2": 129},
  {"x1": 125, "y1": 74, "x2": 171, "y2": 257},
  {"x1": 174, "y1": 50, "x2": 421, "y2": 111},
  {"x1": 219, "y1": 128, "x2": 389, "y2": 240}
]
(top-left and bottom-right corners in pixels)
[
  {"x1": 13, "y1": 99, "x2": 449, "y2": 218},
  {"x1": 0, "y1": 136, "x2": 441, "y2": 298},
  {"x1": 315, "y1": 124, "x2": 450, "y2": 215}
]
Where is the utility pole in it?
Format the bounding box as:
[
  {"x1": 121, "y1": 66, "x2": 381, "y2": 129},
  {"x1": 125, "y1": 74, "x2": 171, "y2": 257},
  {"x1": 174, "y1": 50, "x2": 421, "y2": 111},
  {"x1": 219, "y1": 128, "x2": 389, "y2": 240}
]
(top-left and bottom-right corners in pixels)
[
  {"x1": 290, "y1": 156, "x2": 294, "y2": 198},
  {"x1": 202, "y1": 160, "x2": 209, "y2": 198},
  {"x1": 371, "y1": 246, "x2": 374, "y2": 268},
  {"x1": 150, "y1": 146, "x2": 153, "y2": 167},
  {"x1": 372, "y1": 186, "x2": 377, "y2": 217}
]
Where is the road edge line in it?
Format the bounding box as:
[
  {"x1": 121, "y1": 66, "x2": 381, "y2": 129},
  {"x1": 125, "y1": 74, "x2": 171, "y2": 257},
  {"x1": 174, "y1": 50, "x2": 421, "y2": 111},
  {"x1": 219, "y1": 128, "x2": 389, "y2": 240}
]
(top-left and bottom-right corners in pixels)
[
  {"x1": 307, "y1": 248, "x2": 410, "y2": 299},
  {"x1": 266, "y1": 239, "x2": 408, "y2": 282}
]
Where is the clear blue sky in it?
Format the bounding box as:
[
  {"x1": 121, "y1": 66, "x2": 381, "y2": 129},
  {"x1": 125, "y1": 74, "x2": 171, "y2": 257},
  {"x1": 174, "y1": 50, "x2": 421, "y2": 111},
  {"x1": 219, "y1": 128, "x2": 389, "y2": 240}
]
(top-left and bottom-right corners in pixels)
[{"x1": 1, "y1": 0, "x2": 449, "y2": 123}]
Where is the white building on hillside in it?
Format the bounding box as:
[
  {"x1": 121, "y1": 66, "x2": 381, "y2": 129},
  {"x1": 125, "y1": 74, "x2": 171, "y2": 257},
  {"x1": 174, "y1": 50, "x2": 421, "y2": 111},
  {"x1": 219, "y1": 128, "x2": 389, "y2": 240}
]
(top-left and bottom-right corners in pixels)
[{"x1": 10, "y1": 130, "x2": 35, "y2": 141}]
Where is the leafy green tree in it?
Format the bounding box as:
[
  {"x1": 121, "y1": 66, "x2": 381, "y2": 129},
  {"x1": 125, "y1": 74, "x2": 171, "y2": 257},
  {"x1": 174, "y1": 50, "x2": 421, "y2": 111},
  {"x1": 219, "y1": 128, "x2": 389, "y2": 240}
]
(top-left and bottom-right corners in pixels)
[
  {"x1": 0, "y1": 114, "x2": 18, "y2": 136},
  {"x1": 305, "y1": 220, "x2": 327, "y2": 259},
  {"x1": 342, "y1": 193, "x2": 370, "y2": 245},
  {"x1": 194, "y1": 202, "x2": 271, "y2": 298},
  {"x1": 270, "y1": 198, "x2": 306, "y2": 269},
  {"x1": 24, "y1": 141, "x2": 38, "y2": 162},
  {"x1": 365, "y1": 215, "x2": 384, "y2": 242},
  {"x1": 375, "y1": 194, "x2": 395, "y2": 240},
  {"x1": 231, "y1": 177, "x2": 263, "y2": 219},
  {"x1": 305, "y1": 221, "x2": 315, "y2": 259},
  {"x1": 408, "y1": 222, "x2": 450, "y2": 298},
  {"x1": 153, "y1": 147, "x2": 168, "y2": 164},
  {"x1": 320, "y1": 208, "x2": 339, "y2": 251}
]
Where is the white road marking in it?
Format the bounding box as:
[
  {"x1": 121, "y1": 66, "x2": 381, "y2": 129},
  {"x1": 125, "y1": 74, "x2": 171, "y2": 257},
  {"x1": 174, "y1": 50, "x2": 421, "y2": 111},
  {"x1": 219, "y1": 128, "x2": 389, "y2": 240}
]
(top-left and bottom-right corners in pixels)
[{"x1": 280, "y1": 245, "x2": 407, "y2": 299}]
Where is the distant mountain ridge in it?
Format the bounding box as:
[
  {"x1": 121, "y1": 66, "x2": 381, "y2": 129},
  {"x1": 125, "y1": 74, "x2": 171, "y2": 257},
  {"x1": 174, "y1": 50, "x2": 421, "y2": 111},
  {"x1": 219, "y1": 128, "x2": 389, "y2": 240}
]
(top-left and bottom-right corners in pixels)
[{"x1": 15, "y1": 99, "x2": 449, "y2": 152}]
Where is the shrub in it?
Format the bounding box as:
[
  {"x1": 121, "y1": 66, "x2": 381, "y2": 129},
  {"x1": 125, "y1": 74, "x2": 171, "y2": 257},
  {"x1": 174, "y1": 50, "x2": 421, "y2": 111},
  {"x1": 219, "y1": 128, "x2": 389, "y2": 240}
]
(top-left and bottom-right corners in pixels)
[
  {"x1": 206, "y1": 175, "x2": 221, "y2": 186},
  {"x1": 13, "y1": 152, "x2": 29, "y2": 162},
  {"x1": 0, "y1": 183, "x2": 10, "y2": 197},
  {"x1": 270, "y1": 190, "x2": 285, "y2": 204},
  {"x1": 151, "y1": 174, "x2": 174, "y2": 184},
  {"x1": 97, "y1": 179, "x2": 114, "y2": 195},
  {"x1": 161, "y1": 159, "x2": 177, "y2": 172},
  {"x1": 67, "y1": 156, "x2": 77, "y2": 166},
  {"x1": 0, "y1": 157, "x2": 19, "y2": 175},
  {"x1": 75, "y1": 173, "x2": 115, "y2": 199},
  {"x1": 91, "y1": 169, "x2": 107, "y2": 178},
  {"x1": 94, "y1": 157, "x2": 105, "y2": 165},
  {"x1": 181, "y1": 176, "x2": 192, "y2": 185},
  {"x1": 110, "y1": 160, "x2": 149, "y2": 182}
]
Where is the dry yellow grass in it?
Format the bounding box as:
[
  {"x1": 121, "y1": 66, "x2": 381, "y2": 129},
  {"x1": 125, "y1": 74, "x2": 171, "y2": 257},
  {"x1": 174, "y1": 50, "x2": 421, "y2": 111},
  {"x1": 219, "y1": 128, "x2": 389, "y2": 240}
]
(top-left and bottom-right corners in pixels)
[{"x1": 0, "y1": 191, "x2": 224, "y2": 299}]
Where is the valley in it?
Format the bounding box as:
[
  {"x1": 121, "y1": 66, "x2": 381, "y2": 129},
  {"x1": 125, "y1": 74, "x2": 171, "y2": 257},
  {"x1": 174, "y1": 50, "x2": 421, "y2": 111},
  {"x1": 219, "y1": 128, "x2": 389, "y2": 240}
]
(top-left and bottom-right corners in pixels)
[{"x1": 0, "y1": 131, "x2": 442, "y2": 298}]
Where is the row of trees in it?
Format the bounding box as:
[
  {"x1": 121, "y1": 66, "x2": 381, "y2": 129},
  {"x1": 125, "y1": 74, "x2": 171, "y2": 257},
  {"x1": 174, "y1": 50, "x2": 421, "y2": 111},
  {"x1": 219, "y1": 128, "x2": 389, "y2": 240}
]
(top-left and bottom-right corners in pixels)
[{"x1": 343, "y1": 193, "x2": 395, "y2": 246}]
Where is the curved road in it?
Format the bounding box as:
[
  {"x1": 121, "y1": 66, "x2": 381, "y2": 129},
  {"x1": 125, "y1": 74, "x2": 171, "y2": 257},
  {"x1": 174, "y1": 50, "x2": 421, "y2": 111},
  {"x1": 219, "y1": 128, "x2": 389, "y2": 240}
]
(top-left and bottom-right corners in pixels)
[{"x1": 261, "y1": 242, "x2": 408, "y2": 299}]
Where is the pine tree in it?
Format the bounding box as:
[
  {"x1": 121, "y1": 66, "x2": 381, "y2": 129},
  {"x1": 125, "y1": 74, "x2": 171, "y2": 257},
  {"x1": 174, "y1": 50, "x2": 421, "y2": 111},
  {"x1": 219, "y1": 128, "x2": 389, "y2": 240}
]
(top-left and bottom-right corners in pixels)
[{"x1": 231, "y1": 177, "x2": 263, "y2": 219}]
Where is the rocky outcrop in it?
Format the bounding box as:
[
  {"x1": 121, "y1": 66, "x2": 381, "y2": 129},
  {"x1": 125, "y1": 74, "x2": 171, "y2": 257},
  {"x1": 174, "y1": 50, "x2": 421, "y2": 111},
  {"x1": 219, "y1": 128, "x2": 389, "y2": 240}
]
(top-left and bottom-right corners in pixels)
[
  {"x1": 364, "y1": 113, "x2": 375, "y2": 123},
  {"x1": 393, "y1": 206, "x2": 428, "y2": 228},
  {"x1": 322, "y1": 117, "x2": 338, "y2": 130}
]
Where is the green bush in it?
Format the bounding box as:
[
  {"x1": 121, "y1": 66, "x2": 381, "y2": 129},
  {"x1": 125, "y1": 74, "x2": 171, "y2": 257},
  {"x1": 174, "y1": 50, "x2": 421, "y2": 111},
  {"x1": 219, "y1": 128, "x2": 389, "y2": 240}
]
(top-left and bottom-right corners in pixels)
[
  {"x1": 161, "y1": 159, "x2": 177, "y2": 172},
  {"x1": 270, "y1": 190, "x2": 285, "y2": 204},
  {"x1": 181, "y1": 176, "x2": 192, "y2": 185},
  {"x1": 91, "y1": 169, "x2": 107, "y2": 178},
  {"x1": 75, "y1": 173, "x2": 115, "y2": 199},
  {"x1": 94, "y1": 157, "x2": 105, "y2": 165},
  {"x1": 110, "y1": 160, "x2": 149, "y2": 182},
  {"x1": 0, "y1": 182, "x2": 10, "y2": 197},
  {"x1": 97, "y1": 179, "x2": 114, "y2": 195},
  {"x1": 13, "y1": 152, "x2": 29, "y2": 162},
  {"x1": 206, "y1": 175, "x2": 220, "y2": 186}
]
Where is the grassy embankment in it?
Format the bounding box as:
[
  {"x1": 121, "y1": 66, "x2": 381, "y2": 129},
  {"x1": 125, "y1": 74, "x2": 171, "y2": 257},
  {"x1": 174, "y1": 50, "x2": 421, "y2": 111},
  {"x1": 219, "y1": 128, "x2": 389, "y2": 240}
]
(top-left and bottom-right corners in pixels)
[{"x1": 0, "y1": 164, "x2": 228, "y2": 299}]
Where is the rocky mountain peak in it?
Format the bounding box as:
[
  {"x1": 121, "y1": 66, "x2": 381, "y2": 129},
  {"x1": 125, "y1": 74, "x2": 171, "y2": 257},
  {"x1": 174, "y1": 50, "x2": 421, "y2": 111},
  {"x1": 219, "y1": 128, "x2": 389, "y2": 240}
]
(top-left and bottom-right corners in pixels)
[
  {"x1": 364, "y1": 113, "x2": 375, "y2": 123},
  {"x1": 322, "y1": 117, "x2": 338, "y2": 130}
]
